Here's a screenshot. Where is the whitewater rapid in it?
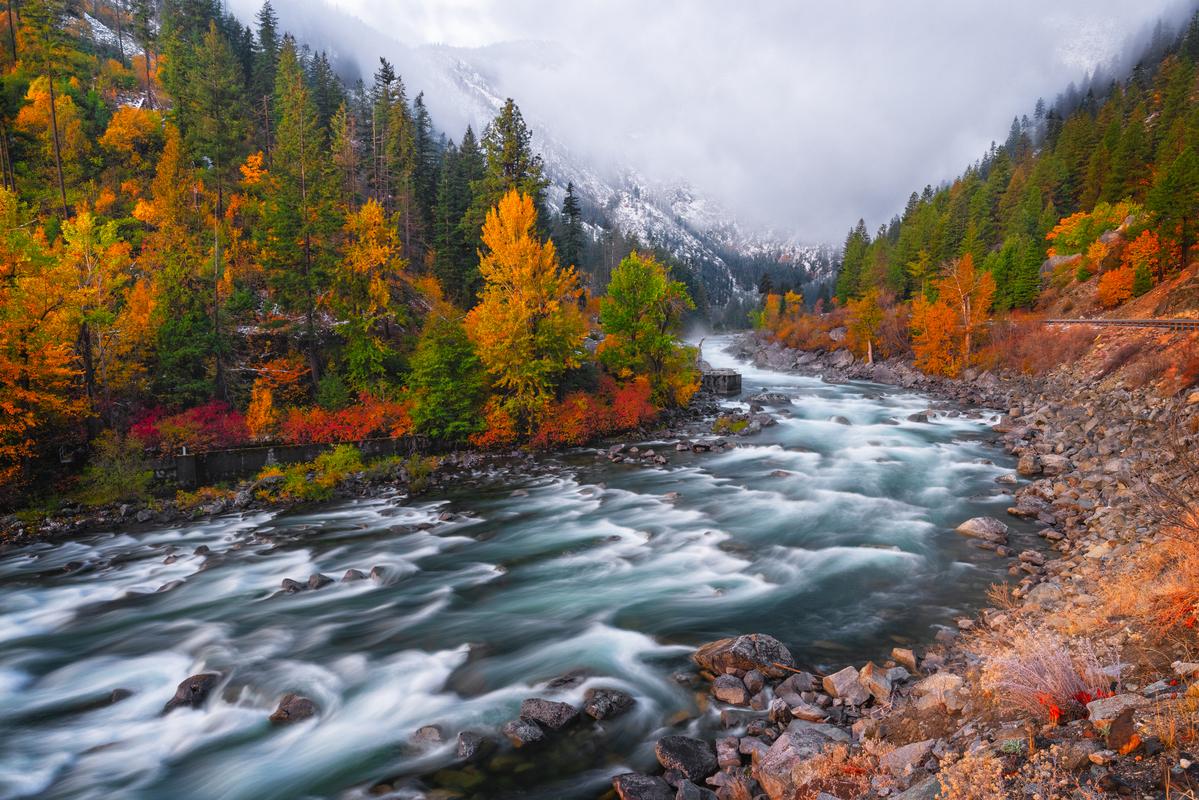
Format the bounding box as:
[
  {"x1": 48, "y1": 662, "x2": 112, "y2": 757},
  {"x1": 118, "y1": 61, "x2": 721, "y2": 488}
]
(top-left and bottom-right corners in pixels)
[{"x1": 0, "y1": 336, "x2": 1036, "y2": 799}]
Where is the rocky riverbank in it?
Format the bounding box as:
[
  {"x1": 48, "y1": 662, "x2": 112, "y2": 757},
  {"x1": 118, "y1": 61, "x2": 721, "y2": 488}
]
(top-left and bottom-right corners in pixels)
[
  {"x1": 598, "y1": 332, "x2": 1199, "y2": 799},
  {"x1": 0, "y1": 393, "x2": 727, "y2": 552}
]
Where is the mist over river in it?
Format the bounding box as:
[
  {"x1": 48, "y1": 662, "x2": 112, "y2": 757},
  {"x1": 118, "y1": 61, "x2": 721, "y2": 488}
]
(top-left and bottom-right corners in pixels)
[{"x1": 0, "y1": 336, "x2": 1037, "y2": 800}]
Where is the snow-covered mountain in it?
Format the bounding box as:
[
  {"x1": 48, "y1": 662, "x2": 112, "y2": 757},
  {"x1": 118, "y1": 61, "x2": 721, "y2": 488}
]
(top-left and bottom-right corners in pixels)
[{"x1": 410, "y1": 47, "x2": 835, "y2": 310}]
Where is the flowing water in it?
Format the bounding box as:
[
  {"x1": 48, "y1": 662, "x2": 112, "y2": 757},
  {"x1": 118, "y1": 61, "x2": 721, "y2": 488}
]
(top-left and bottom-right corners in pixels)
[{"x1": 0, "y1": 337, "x2": 1037, "y2": 800}]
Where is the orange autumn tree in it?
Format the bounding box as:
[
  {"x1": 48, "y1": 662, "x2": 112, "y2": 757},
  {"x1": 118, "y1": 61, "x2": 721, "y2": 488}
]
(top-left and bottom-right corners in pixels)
[
  {"x1": 465, "y1": 189, "x2": 585, "y2": 435},
  {"x1": 910, "y1": 254, "x2": 995, "y2": 377},
  {"x1": 1097, "y1": 266, "x2": 1135, "y2": 308},
  {"x1": 0, "y1": 189, "x2": 85, "y2": 493},
  {"x1": 935, "y1": 253, "x2": 995, "y2": 365}
]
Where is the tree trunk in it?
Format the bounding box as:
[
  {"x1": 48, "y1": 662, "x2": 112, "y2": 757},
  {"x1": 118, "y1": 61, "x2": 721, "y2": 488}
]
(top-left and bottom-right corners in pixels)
[
  {"x1": 5, "y1": 0, "x2": 16, "y2": 63},
  {"x1": 45, "y1": 74, "x2": 69, "y2": 218},
  {"x1": 212, "y1": 177, "x2": 226, "y2": 400}
]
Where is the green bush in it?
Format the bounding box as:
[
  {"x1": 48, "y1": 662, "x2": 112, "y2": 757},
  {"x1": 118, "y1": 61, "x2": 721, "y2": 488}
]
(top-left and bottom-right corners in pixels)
[
  {"x1": 257, "y1": 444, "x2": 365, "y2": 503},
  {"x1": 77, "y1": 431, "x2": 154, "y2": 506}
]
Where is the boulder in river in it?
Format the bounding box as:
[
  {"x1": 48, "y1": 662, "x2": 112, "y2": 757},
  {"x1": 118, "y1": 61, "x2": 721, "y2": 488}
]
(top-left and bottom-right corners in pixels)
[
  {"x1": 162, "y1": 673, "x2": 220, "y2": 714},
  {"x1": 269, "y1": 693, "x2": 317, "y2": 724},
  {"x1": 954, "y1": 516, "x2": 1009, "y2": 541},
  {"x1": 456, "y1": 731, "x2": 496, "y2": 761},
  {"x1": 692, "y1": 633, "x2": 795, "y2": 678},
  {"x1": 342, "y1": 568, "x2": 366, "y2": 582},
  {"x1": 280, "y1": 578, "x2": 305, "y2": 593},
  {"x1": 612, "y1": 773, "x2": 673, "y2": 800},
  {"x1": 501, "y1": 718, "x2": 545, "y2": 748},
  {"x1": 654, "y1": 735, "x2": 717, "y2": 782},
  {"x1": 712, "y1": 674, "x2": 750, "y2": 705},
  {"x1": 307, "y1": 573, "x2": 334, "y2": 590},
  {"x1": 583, "y1": 687, "x2": 635, "y2": 720},
  {"x1": 518, "y1": 697, "x2": 580, "y2": 730}
]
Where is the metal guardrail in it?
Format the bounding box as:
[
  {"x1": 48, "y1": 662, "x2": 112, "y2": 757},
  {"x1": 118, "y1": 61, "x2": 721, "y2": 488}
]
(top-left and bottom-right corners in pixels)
[{"x1": 1045, "y1": 318, "x2": 1199, "y2": 331}]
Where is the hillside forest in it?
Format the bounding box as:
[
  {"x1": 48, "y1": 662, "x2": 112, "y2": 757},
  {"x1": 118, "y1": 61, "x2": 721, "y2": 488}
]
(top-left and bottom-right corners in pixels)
[
  {"x1": 0, "y1": 0, "x2": 702, "y2": 507},
  {"x1": 764, "y1": 10, "x2": 1199, "y2": 383}
]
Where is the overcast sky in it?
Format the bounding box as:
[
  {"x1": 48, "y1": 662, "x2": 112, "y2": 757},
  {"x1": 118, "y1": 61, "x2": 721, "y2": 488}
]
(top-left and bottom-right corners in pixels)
[{"x1": 253, "y1": 0, "x2": 1194, "y2": 243}]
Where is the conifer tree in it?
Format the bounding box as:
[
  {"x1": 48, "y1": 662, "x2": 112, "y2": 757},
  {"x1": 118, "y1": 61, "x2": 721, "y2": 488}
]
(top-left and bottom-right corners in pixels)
[{"x1": 559, "y1": 181, "x2": 584, "y2": 270}]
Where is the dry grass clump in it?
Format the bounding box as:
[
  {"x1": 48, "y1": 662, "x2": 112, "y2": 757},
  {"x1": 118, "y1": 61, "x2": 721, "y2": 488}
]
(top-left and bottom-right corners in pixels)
[
  {"x1": 1145, "y1": 683, "x2": 1199, "y2": 750},
  {"x1": 981, "y1": 317, "x2": 1097, "y2": 376},
  {"x1": 971, "y1": 622, "x2": 1121, "y2": 724},
  {"x1": 936, "y1": 748, "x2": 1005, "y2": 799},
  {"x1": 1016, "y1": 747, "x2": 1107, "y2": 800}
]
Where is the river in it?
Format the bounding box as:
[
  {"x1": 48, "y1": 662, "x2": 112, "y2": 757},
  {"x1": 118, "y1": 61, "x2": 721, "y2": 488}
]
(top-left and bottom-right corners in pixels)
[{"x1": 0, "y1": 336, "x2": 1036, "y2": 800}]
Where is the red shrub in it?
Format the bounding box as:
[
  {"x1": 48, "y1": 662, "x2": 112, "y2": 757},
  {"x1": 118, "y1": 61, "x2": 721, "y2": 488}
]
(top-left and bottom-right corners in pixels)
[
  {"x1": 279, "y1": 394, "x2": 412, "y2": 445},
  {"x1": 151, "y1": 401, "x2": 249, "y2": 453}
]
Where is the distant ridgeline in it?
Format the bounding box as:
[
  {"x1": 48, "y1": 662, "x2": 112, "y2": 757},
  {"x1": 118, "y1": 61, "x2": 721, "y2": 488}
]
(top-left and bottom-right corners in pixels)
[
  {"x1": 832, "y1": 7, "x2": 1199, "y2": 312},
  {"x1": 0, "y1": 0, "x2": 712, "y2": 505}
]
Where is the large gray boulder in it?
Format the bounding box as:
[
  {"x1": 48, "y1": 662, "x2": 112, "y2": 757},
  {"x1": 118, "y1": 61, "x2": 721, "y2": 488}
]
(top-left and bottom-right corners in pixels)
[
  {"x1": 693, "y1": 633, "x2": 795, "y2": 678},
  {"x1": 955, "y1": 516, "x2": 1009, "y2": 542}
]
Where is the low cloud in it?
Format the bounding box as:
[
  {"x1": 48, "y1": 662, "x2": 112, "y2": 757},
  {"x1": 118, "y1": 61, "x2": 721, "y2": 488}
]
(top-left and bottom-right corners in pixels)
[{"x1": 239, "y1": 0, "x2": 1194, "y2": 242}]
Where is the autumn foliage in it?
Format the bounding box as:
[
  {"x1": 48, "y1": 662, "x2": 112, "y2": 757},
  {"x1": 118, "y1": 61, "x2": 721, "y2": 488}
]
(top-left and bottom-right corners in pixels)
[{"x1": 530, "y1": 377, "x2": 657, "y2": 449}]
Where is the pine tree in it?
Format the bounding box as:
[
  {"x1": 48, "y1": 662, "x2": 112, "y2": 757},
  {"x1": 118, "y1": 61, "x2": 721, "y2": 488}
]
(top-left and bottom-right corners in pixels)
[
  {"x1": 21, "y1": 0, "x2": 71, "y2": 217},
  {"x1": 465, "y1": 99, "x2": 548, "y2": 241},
  {"x1": 558, "y1": 181, "x2": 584, "y2": 270},
  {"x1": 261, "y1": 37, "x2": 338, "y2": 386},
  {"x1": 1148, "y1": 146, "x2": 1199, "y2": 275},
  {"x1": 409, "y1": 304, "x2": 486, "y2": 440}
]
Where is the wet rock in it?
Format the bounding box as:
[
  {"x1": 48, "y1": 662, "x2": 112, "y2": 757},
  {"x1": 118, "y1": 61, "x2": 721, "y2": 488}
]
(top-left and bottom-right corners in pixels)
[
  {"x1": 830, "y1": 415, "x2": 851, "y2": 425},
  {"x1": 712, "y1": 674, "x2": 750, "y2": 705},
  {"x1": 280, "y1": 578, "x2": 305, "y2": 593},
  {"x1": 307, "y1": 573, "x2": 334, "y2": 590},
  {"x1": 162, "y1": 673, "x2": 220, "y2": 713},
  {"x1": 368, "y1": 565, "x2": 387, "y2": 582},
  {"x1": 744, "y1": 669, "x2": 766, "y2": 695},
  {"x1": 907, "y1": 412, "x2": 929, "y2": 423},
  {"x1": 693, "y1": 633, "x2": 795, "y2": 679},
  {"x1": 612, "y1": 773, "x2": 673, "y2": 800},
  {"x1": 411, "y1": 724, "x2": 444, "y2": 745},
  {"x1": 269, "y1": 693, "x2": 317, "y2": 725},
  {"x1": 655, "y1": 735, "x2": 718, "y2": 782},
  {"x1": 342, "y1": 568, "x2": 366, "y2": 582},
  {"x1": 456, "y1": 731, "x2": 495, "y2": 761},
  {"x1": 193, "y1": 545, "x2": 211, "y2": 556},
  {"x1": 954, "y1": 516, "x2": 1009, "y2": 541},
  {"x1": 583, "y1": 687, "x2": 635, "y2": 720},
  {"x1": 519, "y1": 698, "x2": 579, "y2": 730},
  {"x1": 501, "y1": 718, "x2": 545, "y2": 748},
  {"x1": 716, "y1": 736, "x2": 741, "y2": 769},
  {"x1": 109, "y1": 688, "x2": 133, "y2": 704}
]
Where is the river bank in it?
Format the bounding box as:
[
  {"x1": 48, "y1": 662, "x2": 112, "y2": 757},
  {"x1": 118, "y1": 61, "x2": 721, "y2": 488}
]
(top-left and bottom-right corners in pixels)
[{"x1": 604, "y1": 331, "x2": 1197, "y2": 799}]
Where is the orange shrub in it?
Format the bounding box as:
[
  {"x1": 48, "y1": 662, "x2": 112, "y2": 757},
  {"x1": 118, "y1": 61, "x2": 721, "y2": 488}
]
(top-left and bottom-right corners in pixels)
[
  {"x1": 530, "y1": 377, "x2": 657, "y2": 449},
  {"x1": 279, "y1": 394, "x2": 412, "y2": 444},
  {"x1": 1097, "y1": 266, "x2": 1134, "y2": 308},
  {"x1": 470, "y1": 400, "x2": 519, "y2": 448}
]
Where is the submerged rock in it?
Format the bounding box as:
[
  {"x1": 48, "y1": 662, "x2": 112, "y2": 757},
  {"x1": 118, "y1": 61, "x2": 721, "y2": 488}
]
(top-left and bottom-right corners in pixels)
[
  {"x1": 307, "y1": 573, "x2": 334, "y2": 590},
  {"x1": 583, "y1": 687, "x2": 635, "y2": 720},
  {"x1": 269, "y1": 693, "x2": 317, "y2": 724},
  {"x1": 693, "y1": 633, "x2": 795, "y2": 678},
  {"x1": 341, "y1": 568, "x2": 366, "y2": 582},
  {"x1": 654, "y1": 735, "x2": 717, "y2": 782},
  {"x1": 612, "y1": 773, "x2": 673, "y2": 800},
  {"x1": 518, "y1": 698, "x2": 579, "y2": 730},
  {"x1": 162, "y1": 673, "x2": 220, "y2": 714},
  {"x1": 456, "y1": 731, "x2": 495, "y2": 761},
  {"x1": 501, "y1": 718, "x2": 545, "y2": 748}
]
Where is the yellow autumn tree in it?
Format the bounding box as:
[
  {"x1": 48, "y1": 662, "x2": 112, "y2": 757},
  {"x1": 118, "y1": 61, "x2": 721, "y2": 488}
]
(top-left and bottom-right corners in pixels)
[
  {"x1": 328, "y1": 198, "x2": 405, "y2": 391},
  {"x1": 846, "y1": 287, "x2": 884, "y2": 364},
  {"x1": 465, "y1": 189, "x2": 585, "y2": 432},
  {"x1": 245, "y1": 378, "x2": 277, "y2": 440}
]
